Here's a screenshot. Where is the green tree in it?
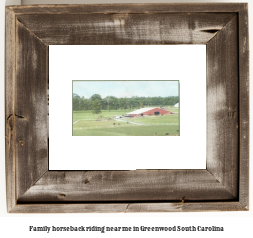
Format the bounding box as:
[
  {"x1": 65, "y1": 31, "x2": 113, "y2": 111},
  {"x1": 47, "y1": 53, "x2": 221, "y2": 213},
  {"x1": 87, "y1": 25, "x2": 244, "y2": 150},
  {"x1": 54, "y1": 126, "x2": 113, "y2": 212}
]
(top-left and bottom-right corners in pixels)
[
  {"x1": 131, "y1": 98, "x2": 139, "y2": 109},
  {"x1": 73, "y1": 97, "x2": 80, "y2": 110},
  {"x1": 91, "y1": 99, "x2": 102, "y2": 116},
  {"x1": 90, "y1": 94, "x2": 102, "y2": 102},
  {"x1": 79, "y1": 97, "x2": 89, "y2": 110},
  {"x1": 101, "y1": 98, "x2": 108, "y2": 110},
  {"x1": 73, "y1": 93, "x2": 80, "y2": 99},
  {"x1": 119, "y1": 98, "x2": 125, "y2": 109},
  {"x1": 109, "y1": 96, "x2": 118, "y2": 110},
  {"x1": 105, "y1": 96, "x2": 111, "y2": 110}
]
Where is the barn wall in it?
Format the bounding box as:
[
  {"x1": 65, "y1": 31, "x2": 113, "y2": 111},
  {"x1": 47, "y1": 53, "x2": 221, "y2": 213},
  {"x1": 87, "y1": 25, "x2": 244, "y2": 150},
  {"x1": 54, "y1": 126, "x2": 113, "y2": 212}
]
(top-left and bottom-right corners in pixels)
[
  {"x1": 143, "y1": 108, "x2": 171, "y2": 116},
  {"x1": 127, "y1": 108, "x2": 172, "y2": 117}
]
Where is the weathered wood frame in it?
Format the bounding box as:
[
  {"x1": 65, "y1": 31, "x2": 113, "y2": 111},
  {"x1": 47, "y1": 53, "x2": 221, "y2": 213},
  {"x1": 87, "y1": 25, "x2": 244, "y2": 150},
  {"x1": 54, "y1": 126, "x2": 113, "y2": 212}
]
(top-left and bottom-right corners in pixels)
[{"x1": 5, "y1": 4, "x2": 249, "y2": 213}]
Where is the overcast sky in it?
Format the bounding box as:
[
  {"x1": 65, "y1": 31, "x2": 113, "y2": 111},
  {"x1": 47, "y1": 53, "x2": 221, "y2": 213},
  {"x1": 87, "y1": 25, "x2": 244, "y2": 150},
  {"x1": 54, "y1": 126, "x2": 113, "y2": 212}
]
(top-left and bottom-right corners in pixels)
[{"x1": 73, "y1": 81, "x2": 179, "y2": 98}]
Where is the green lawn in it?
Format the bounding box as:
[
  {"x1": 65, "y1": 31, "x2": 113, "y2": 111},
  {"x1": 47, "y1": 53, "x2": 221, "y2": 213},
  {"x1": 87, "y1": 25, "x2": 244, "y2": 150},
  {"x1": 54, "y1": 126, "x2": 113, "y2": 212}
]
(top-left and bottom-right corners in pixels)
[
  {"x1": 73, "y1": 107, "x2": 179, "y2": 136},
  {"x1": 73, "y1": 109, "x2": 130, "y2": 122}
]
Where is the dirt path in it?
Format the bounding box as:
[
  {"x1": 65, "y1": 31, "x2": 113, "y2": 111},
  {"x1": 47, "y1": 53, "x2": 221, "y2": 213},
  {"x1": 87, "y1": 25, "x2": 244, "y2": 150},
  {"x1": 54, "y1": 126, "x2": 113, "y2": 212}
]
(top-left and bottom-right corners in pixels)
[{"x1": 115, "y1": 118, "x2": 145, "y2": 126}]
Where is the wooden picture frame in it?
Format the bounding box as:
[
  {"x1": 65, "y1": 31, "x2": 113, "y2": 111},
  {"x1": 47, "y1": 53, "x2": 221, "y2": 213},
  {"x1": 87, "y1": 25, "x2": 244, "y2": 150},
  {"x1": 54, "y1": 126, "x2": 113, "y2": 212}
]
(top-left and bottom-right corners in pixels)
[{"x1": 5, "y1": 3, "x2": 249, "y2": 213}]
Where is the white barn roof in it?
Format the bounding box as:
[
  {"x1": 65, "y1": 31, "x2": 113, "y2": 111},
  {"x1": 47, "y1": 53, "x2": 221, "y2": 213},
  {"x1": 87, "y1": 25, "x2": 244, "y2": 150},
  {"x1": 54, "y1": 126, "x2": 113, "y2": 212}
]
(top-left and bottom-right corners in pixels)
[{"x1": 126, "y1": 108, "x2": 155, "y2": 115}]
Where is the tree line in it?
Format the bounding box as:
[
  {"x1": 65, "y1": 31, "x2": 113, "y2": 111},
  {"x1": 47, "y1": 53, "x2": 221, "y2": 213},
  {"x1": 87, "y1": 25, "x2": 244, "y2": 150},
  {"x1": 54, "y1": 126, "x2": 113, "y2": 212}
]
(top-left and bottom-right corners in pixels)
[{"x1": 73, "y1": 93, "x2": 179, "y2": 111}]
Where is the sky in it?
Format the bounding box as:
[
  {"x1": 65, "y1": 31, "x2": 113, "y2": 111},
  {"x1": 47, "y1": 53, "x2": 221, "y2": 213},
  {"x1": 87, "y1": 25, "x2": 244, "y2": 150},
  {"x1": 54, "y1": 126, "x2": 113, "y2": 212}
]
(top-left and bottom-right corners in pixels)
[{"x1": 73, "y1": 81, "x2": 179, "y2": 98}]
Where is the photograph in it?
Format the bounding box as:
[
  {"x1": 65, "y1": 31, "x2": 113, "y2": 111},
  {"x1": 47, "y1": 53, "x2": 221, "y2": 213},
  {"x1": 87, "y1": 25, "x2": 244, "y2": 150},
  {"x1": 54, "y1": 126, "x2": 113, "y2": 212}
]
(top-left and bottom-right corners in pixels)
[{"x1": 72, "y1": 80, "x2": 179, "y2": 136}]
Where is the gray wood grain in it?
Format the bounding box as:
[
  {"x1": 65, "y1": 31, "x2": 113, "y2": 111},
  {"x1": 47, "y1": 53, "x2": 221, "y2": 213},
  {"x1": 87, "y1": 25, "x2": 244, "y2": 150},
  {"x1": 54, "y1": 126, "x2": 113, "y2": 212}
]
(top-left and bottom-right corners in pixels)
[
  {"x1": 126, "y1": 202, "x2": 248, "y2": 212},
  {"x1": 18, "y1": 170, "x2": 236, "y2": 202},
  {"x1": 5, "y1": 3, "x2": 249, "y2": 213},
  {"x1": 16, "y1": 13, "x2": 235, "y2": 45},
  {"x1": 15, "y1": 20, "x2": 48, "y2": 200},
  {"x1": 206, "y1": 16, "x2": 239, "y2": 198},
  {"x1": 5, "y1": 7, "x2": 17, "y2": 212},
  {"x1": 238, "y1": 4, "x2": 249, "y2": 209},
  {"x1": 7, "y1": 3, "x2": 246, "y2": 14},
  {"x1": 10, "y1": 202, "x2": 247, "y2": 213}
]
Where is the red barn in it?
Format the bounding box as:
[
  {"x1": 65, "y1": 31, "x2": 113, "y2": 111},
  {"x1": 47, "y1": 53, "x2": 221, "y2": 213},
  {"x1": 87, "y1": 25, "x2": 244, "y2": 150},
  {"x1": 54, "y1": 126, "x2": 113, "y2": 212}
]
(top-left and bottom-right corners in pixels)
[{"x1": 126, "y1": 107, "x2": 172, "y2": 117}]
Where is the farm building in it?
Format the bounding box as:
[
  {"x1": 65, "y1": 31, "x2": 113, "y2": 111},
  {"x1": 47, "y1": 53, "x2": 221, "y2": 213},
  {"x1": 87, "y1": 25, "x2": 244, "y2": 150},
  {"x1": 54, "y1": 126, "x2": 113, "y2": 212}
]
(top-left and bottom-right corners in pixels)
[
  {"x1": 174, "y1": 103, "x2": 179, "y2": 107},
  {"x1": 126, "y1": 107, "x2": 172, "y2": 117}
]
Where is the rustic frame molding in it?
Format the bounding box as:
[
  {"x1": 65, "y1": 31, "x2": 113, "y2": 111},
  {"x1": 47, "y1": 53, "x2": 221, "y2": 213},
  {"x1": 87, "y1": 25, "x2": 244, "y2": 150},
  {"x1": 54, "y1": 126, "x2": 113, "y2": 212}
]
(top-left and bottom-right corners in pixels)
[{"x1": 5, "y1": 4, "x2": 249, "y2": 213}]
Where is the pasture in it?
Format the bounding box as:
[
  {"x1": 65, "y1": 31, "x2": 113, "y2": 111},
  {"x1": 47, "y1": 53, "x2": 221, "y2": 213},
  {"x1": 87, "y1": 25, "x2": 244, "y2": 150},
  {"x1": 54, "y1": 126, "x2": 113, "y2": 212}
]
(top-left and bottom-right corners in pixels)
[{"x1": 73, "y1": 106, "x2": 179, "y2": 136}]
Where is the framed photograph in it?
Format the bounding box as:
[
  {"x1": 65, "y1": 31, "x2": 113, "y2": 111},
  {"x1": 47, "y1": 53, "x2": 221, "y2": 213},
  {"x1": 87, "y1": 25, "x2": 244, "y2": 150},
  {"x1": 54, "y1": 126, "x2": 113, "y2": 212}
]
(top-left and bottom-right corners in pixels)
[
  {"x1": 49, "y1": 45, "x2": 206, "y2": 171},
  {"x1": 5, "y1": 3, "x2": 249, "y2": 213}
]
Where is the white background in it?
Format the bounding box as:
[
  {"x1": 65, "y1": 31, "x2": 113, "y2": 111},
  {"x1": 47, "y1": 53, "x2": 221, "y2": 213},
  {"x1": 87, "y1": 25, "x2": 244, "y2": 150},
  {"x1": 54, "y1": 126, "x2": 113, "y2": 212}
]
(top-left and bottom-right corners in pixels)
[
  {"x1": 49, "y1": 45, "x2": 206, "y2": 170},
  {"x1": 1, "y1": 0, "x2": 252, "y2": 237}
]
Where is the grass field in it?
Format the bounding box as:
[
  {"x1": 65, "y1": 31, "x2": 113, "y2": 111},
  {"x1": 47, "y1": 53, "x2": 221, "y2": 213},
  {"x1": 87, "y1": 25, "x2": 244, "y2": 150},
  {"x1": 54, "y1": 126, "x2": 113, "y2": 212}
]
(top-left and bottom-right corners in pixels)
[{"x1": 73, "y1": 106, "x2": 179, "y2": 136}]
